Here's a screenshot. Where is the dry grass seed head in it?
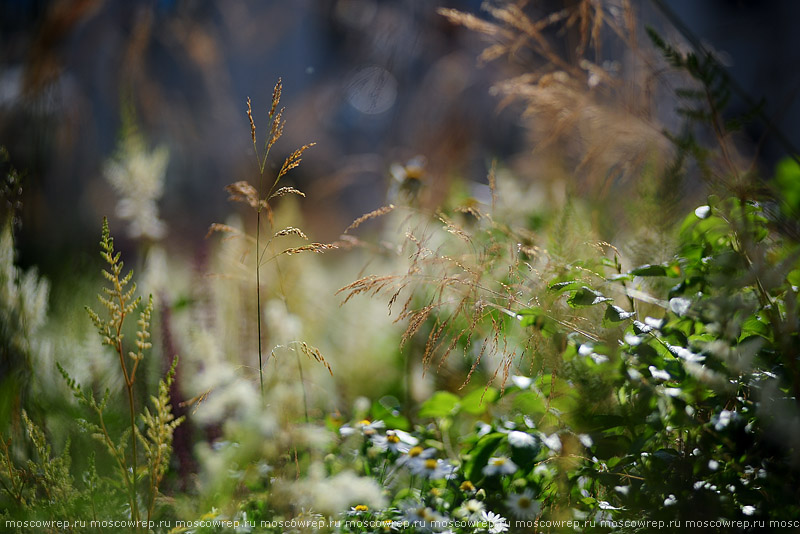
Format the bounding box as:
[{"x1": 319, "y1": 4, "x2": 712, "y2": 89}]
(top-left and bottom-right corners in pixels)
[
  {"x1": 343, "y1": 204, "x2": 396, "y2": 234},
  {"x1": 269, "y1": 187, "x2": 306, "y2": 200},
  {"x1": 274, "y1": 227, "x2": 308, "y2": 240},
  {"x1": 337, "y1": 275, "x2": 403, "y2": 306},
  {"x1": 281, "y1": 243, "x2": 338, "y2": 256},
  {"x1": 278, "y1": 143, "x2": 316, "y2": 180},
  {"x1": 399, "y1": 304, "x2": 435, "y2": 349},
  {"x1": 226, "y1": 181, "x2": 262, "y2": 209},
  {"x1": 206, "y1": 223, "x2": 243, "y2": 240},
  {"x1": 297, "y1": 341, "x2": 333, "y2": 376},
  {"x1": 247, "y1": 97, "x2": 256, "y2": 146}
]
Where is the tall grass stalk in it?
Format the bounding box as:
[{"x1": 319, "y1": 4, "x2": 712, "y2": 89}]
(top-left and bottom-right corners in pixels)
[{"x1": 219, "y1": 79, "x2": 317, "y2": 401}]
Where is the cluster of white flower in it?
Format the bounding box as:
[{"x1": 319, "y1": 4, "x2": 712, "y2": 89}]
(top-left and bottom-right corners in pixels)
[{"x1": 103, "y1": 131, "x2": 169, "y2": 240}]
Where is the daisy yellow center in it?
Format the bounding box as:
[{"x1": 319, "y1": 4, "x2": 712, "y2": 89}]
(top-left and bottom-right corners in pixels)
[
  {"x1": 358, "y1": 419, "x2": 371, "y2": 426},
  {"x1": 424, "y1": 459, "x2": 437, "y2": 470},
  {"x1": 492, "y1": 458, "x2": 507, "y2": 466},
  {"x1": 387, "y1": 434, "x2": 400, "y2": 443},
  {"x1": 408, "y1": 446, "x2": 424, "y2": 457},
  {"x1": 355, "y1": 504, "x2": 369, "y2": 512},
  {"x1": 518, "y1": 497, "x2": 532, "y2": 508},
  {"x1": 460, "y1": 481, "x2": 475, "y2": 491}
]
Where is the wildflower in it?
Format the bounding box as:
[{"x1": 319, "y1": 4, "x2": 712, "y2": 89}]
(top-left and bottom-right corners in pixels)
[
  {"x1": 578, "y1": 434, "x2": 593, "y2": 447},
  {"x1": 614, "y1": 485, "x2": 630, "y2": 495},
  {"x1": 293, "y1": 468, "x2": 386, "y2": 515},
  {"x1": 397, "y1": 446, "x2": 436, "y2": 470},
  {"x1": 455, "y1": 499, "x2": 485, "y2": 520},
  {"x1": 482, "y1": 456, "x2": 518, "y2": 477},
  {"x1": 624, "y1": 333, "x2": 642, "y2": 346},
  {"x1": 402, "y1": 503, "x2": 446, "y2": 532},
  {"x1": 372, "y1": 429, "x2": 418, "y2": 454},
  {"x1": 649, "y1": 366, "x2": 671, "y2": 381},
  {"x1": 511, "y1": 375, "x2": 533, "y2": 389},
  {"x1": 741, "y1": 505, "x2": 756, "y2": 516},
  {"x1": 103, "y1": 126, "x2": 169, "y2": 240},
  {"x1": 505, "y1": 489, "x2": 541, "y2": 519},
  {"x1": 540, "y1": 433, "x2": 562, "y2": 452},
  {"x1": 507, "y1": 430, "x2": 536, "y2": 448},
  {"x1": 476, "y1": 421, "x2": 493, "y2": 437},
  {"x1": 348, "y1": 504, "x2": 370, "y2": 516},
  {"x1": 713, "y1": 410, "x2": 734, "y2": 431},
  {"x1": 358, "y1": 419, "x2": 385, "y2": 436},
  {"x1": 664, "y1": 494, "x2": 677, "y2": 506},
  {"x1": 480, "y1": 510, "x2": 509, "y2": 533},
  {"x1": 340, "y1": 419, "x2": 385, "y2": 437},
  {"x1": 459, "y1": 480, "x2": 476, "y2": 493},
  {"x1": 644, "y1": 316, "x2": 665, "y2": 330},
  {"x1": 409, "y1": 458, "x2": 457, "y2": 480}
]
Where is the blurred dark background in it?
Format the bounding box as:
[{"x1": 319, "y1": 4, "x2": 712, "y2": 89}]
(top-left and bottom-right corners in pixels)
[{"x1": 1, "y1": 0, "x2": 798, "y2": 274}]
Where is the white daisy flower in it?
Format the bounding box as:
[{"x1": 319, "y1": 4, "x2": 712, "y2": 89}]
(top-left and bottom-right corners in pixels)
[
  {"x1": 348, "y1": 504, "x2": 370, "y2": 515},
  {"x1": 397, "y1": 445, "x2": 437, "y2": 470},
  {"x1": 455, "y1": 498, "x2": 485, "y2": 520},
  {"x1": 372, "y1": 429, "x2": 418, "y2": 454},
  {"x1": 409, "y1": 458, "x2": 457, "y2": 480},
  {"x1": 356, "y1": 419, "x2": 385, "y2": 436},
  {"x1": 505, "y1": 489, "x2": 541, "y2": 519},
  {"x1": 648, "y1": 366, "x2": 671, "y2": 381},
  {"x1": 483, "y1": 456, "x2": 518, "y2": 477},
  {"x1": 403, "y1": 503, "x2": 446, "y2": 532},
  {"x1": 511, "y1": 375, "x2": 534, "y2": 389},
  {"x1": 339, "y1": 419, "x2": 384, "y2": 437},
  {"x1": 481, "y1": 510, "x2": 509, "y2": 533},
  {"x1": 508, "y1": 430, "x2": 536, "y2": 448},
  {"x1": 541, "y1": 433, "x2": 562, "y2": 452}
]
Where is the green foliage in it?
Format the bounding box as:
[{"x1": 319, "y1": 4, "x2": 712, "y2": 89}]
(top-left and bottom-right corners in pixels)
[{"x1": 1, "y1": 219, "x2": 183, "y2": 532}]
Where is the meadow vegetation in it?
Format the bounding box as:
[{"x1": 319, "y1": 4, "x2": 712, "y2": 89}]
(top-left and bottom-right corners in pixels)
[{"x1": 2, "y1": 1, "x2": 800, "y2": 533}]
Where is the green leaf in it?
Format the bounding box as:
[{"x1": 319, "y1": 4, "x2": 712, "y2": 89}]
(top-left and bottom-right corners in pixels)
[
  {"x1": 518, "y1": 307, "x2": 560, "y2": 337},
  {"x1": 739, "y1": 315, "x2": 771, "y2": 343},
  {"x1": 371, "y1": 396, "x2": 410, "y2": 430},
  {"x1": 788, "y1": 268, "x2": 800, "y2": 287},
  {"x1": 567, "y1": 286, "x2": 611, "y2": 308},
  {"x1": 604, "y1": 304, "x2": 634, "y2": 324},
  {"x1": 465, "y1": 433, "x2": 504, "y2": 483},
  {"x1": 418, "y1": 391, "x2": 460, "y2": 418},
  {"x1": 549, "y1": 280, "x2": 581, "y2": 292},
  {"x1": 630, "y1": 264, "x2": 667, "y2": 277},
  {"x1": 775, "y1": 156, "x2": 800, "y2": 216},
  {"x1": 460, "y1": 387, "x2": 499, "y2": 415},
  {"x1": 513, "y1": 391, "x2": 546, "y2": 416}
]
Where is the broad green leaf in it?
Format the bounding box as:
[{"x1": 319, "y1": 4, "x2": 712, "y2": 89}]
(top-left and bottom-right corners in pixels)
[
  {"x1": 513, "y1": 391, "x2": 546, "y2": 416},
  {"x1": 418, "y1": 391, "x2": 460, "y2": 418},
  {"x1": 630, "y1": 264, "x2": 667, "y2": 277},
  {"x1": 605, "y1": 304, "x2": 634, "y2": 324},
  {"x1": 568, "y1": 287, "x2": 611, "y2": 308},
  {"x1": 549, "y1": 280, "x2": 582, "y2": 292},
  {"x1": 371, "y1": 396, "x2": 410, "y2": 430},
  {"x1": 465, "y1": 432, "x2": 504, "y2": 482},
  {"x1": 518, "y1": 307, "x2": 560, "y2": 337},
  {"x1": 461, "y1": 387, "x2": 499, "y2": 415}
]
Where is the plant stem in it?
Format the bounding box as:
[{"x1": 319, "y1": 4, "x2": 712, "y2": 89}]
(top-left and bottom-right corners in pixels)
[
  {"x1": 126, "y1": 384, "x2": 139, "y2": 526},
  {"x1": 297, "y1": 352, "x2": 309, "y2": 423},
  {"x1": 257, "y1": 208, "x2": 264, "y2": 401}
]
